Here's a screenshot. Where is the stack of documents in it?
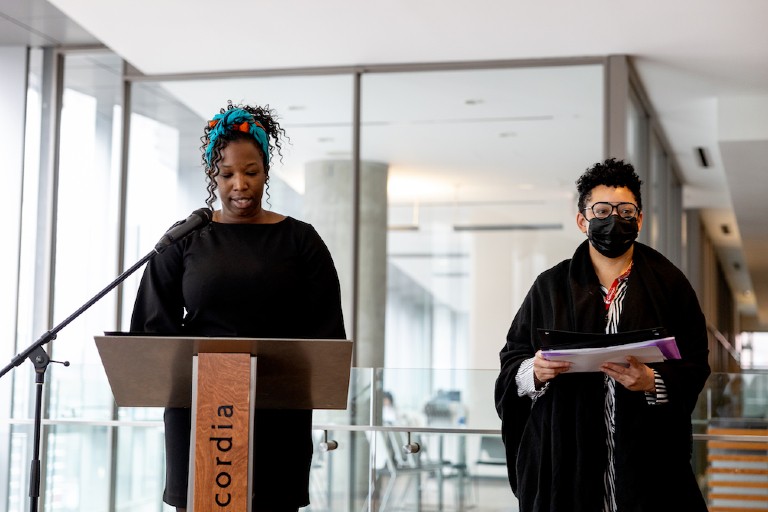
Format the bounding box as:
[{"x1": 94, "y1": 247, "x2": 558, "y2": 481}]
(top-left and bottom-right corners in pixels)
[{"x1": 542, "y1": 337, "x2": 680, "y2": 373}]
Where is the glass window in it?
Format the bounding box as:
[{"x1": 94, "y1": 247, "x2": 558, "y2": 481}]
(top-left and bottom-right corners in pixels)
[
  {"x1": 627, "y1": 91, "x2": 650, "y2": 245},
  {"x1": 361, "y1": 65, "x2": 604, "y2": 417},
  {"x1": 648, "y1": 132, "x2": 670, "y2": 256},
  {"x1": 121, "y1": 76, "x2": 356, "y2": 336},
  {"x1": 41, "y1": 50, "x2": 124, "y2": 512},
  {"x1": 44, "y1": 425, "x2": 111, "y2": 511},
  {"x1": 5, "y1": 54, "x2": 622, "y2": 511},
  {"x1": 665, "y1": 159, "x2": 683, "y2": 267},
  {"x1": 121, "y1": 76, "x2": 356, "y2": 509},
  {"x1": 626, "y1": 92, "x2": 647, "y2": 171},
  {"x1": 49, "y1": 66, "x2": 124, "y2": 420},
  {"x1": 114, "y1": 424, "x2": 167, "y2": 511},
  {"x1": 2, "y1": 43, "x2": 38, "y2": 512},
  {"x1": 12, "y1": 47, "x2": 45, "y2": 420},
  {"x1": 0, "y1": 45, "x2": 27, "y2": 407}
]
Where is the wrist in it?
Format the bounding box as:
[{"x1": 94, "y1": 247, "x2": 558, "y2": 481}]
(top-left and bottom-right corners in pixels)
[{"x1": 645, "y1": 368, "x2": 656, "y2": 393}]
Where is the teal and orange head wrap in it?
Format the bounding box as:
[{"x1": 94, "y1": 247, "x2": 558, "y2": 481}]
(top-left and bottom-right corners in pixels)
[{"x1": 205, "y1": 108, "x2": 270, "y2": 166}]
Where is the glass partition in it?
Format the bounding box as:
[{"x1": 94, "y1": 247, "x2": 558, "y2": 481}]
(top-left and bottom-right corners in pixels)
[
  {"x1": 49, "y1": 51, "x2": 124, "y2": 423},
  {"x1": 121, "y1": 75, "x2": 356, "y2": 336},
  {"x1": 627, "y1": 91, "x2": 650, "y2": 246},
  {"x1": 361, "y1": 65, "x2": 604, "y2": 437},
  {"x1": 3, "y1": 46, "x2": 42, "y2": 511},
  {"x1": 3, "y1": 50, "x2": 744, "y2": 512},
  {"x1": 694, "y1": 372, "x2": 768, "y2": 509},
  {"x1": 314, "y1": 367, "x2": 512, "y2": 511},
  {"x1": 14, "y1": 50, "x2": 124, "y2": 512},
  {"x1": 10, "y1": 361, "x2": 768, "y2": 512},
  {"x1": 114, "y1": 424, "x2": 166, "y2": 512}
]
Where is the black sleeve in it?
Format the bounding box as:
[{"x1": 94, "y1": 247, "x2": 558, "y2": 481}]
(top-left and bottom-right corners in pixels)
[
  {"x1": 296, "y1": 223, "x2": 347, "y2": 340},
  {"x1": 629, "y1": 246, "x2": 711, "y2": 415},
  {"x1": 494, "y1": 264, "x2": 566, "y2": 418},
  {"x1": 494, "y1": 281, "x2": 538, "y2": 496},
  {"x1": 129, "y1": 243, "x2": 185, "y2": 334},
  {"x1": 495, "y1": 285, "x2": 535, "y2": 416},
  {"x1": 652, "y1": 271, "x2": 711, "y2": 414}
]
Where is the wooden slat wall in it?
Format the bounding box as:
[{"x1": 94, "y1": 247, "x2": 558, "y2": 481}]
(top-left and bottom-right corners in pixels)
[{"x1": 707, "y1": 428, "x2": 768, "y2": 512}]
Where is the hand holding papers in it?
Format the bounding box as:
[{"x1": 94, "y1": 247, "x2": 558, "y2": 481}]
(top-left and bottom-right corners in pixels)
[
  {"x1": 542, "y1": 336, "x2": 680, "y2": 372},
  {"x1": 536, "y1": 328, "x2": 680, "y2": 373}
]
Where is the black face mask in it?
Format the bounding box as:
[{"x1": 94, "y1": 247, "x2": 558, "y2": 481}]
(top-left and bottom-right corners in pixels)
[{"x1": 587, "y1": 215, "x2": 639, "y2": 258}]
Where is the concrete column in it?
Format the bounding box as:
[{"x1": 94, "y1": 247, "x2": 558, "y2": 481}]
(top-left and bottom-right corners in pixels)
[
  {"x1": 304, "y1": 159, "x2": 388, "y2": 511},
  {"x1": 304, "y1": 160, "x2": 388, "y2": 368}
]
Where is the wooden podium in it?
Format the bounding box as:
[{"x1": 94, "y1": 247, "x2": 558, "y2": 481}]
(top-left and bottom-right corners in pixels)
[{"x1": 94, "y1": 334, "x2": 353, "y2": 512}]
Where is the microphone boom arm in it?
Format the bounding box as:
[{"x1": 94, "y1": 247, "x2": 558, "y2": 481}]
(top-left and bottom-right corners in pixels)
[
  {"x1": 0, "y1": 207, "x2": 210, "y2": 512},
  {"x1": 1, "y1": 207, "x2": 212, "y2": 378},
  {"x1": 0, "y1": 250, "x2": 156, "y2": 379},
  {"x1": 0, "y1": 248, "x2": 156, "y2": 512}
]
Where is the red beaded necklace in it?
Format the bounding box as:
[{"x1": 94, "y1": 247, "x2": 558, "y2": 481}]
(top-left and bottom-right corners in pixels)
[{"x1": 604, "y1": 262, "x2": 633, "y2": 311}]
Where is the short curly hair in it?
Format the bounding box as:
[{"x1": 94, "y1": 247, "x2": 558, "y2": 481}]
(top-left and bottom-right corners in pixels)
[
  {"x1": 576, "y1": 158, "x2": 643, "y2": 212},
  {"x1": 199, "y1": 101, "x2": 287, "y2": 209}
]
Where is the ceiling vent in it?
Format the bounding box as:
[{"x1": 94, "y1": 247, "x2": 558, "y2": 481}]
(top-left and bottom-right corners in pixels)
[{"x1": 696, "y1": 147, "x2": 710, "y2": 168}]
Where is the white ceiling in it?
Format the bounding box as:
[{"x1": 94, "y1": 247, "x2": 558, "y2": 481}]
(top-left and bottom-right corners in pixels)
[{"x1": 3, "y1": 0, "x2": 768, "y2": 325}]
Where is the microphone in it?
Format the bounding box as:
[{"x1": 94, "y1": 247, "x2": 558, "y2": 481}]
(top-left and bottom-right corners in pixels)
[{"x1": 154, "y1": 208, "x2": 213, "y2": 253}]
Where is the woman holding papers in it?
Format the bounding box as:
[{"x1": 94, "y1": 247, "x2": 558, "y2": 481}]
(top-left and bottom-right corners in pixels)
[
  {"x1": 495, "y1": 158, "x2": 710, "y2": 512},
  {"x1": 130, "y1": 101, "x2": 346, "y2": 512}
]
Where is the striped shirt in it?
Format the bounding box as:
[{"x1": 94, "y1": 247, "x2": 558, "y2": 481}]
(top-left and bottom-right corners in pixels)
[{"x1": 601, "y1": 265, "x2": 667, "y2": 512}]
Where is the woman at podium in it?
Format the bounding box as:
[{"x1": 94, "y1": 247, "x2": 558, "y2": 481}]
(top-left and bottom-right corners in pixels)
[{"x1": 130, "y1": 101, "x2": 347, "y2": 512}]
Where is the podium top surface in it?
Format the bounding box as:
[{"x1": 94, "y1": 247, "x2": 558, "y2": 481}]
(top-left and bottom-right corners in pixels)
[{"x1": 94, "y1": 334, "x2": 353, "y2": 410}]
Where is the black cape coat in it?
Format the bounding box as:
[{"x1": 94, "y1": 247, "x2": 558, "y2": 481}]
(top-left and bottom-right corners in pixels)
[{"x1": 494, "y1": 241, "x2": 710, "y2": 512}]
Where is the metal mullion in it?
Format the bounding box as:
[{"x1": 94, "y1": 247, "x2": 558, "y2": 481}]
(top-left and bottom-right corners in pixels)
[
  {"x1": 33, "y1": 45, "x2": 66, "y2": 512},
  {"x1": 105, "y1": 60, "x2": 133, "y2": 512}
]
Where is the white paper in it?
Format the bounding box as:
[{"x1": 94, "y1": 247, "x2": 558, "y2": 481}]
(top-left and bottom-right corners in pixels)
[{"x1": 542, "y1": 342, "x2": 666, "y2": 373}]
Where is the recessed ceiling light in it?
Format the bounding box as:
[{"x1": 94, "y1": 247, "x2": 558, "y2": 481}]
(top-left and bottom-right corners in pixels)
[{"x1": 465, "y1": 99, "x2": 484, "y2": 105}]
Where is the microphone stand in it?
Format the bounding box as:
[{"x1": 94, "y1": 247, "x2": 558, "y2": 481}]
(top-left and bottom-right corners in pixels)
[{"x1": 0, "y1": 249, "x2": 158, "y2": 512}]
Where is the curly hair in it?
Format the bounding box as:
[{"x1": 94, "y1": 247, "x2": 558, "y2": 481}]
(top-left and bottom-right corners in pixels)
[
  {"x1": 199, "y1": 101, "x2": 288, "y2": 209},
  {"x1": 576, "y1": 157, "x2": 643, "y2": 212}
]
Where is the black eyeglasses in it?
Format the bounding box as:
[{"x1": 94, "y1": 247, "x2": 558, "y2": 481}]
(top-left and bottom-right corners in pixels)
[{"x1": 583, "y1": 202, "x2": 639, "y2": 220}]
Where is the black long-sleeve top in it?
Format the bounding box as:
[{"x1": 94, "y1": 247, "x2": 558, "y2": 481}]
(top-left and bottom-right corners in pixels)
[{"x1": 130, "y1": 216, "x2": 346, "y2": 508}]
